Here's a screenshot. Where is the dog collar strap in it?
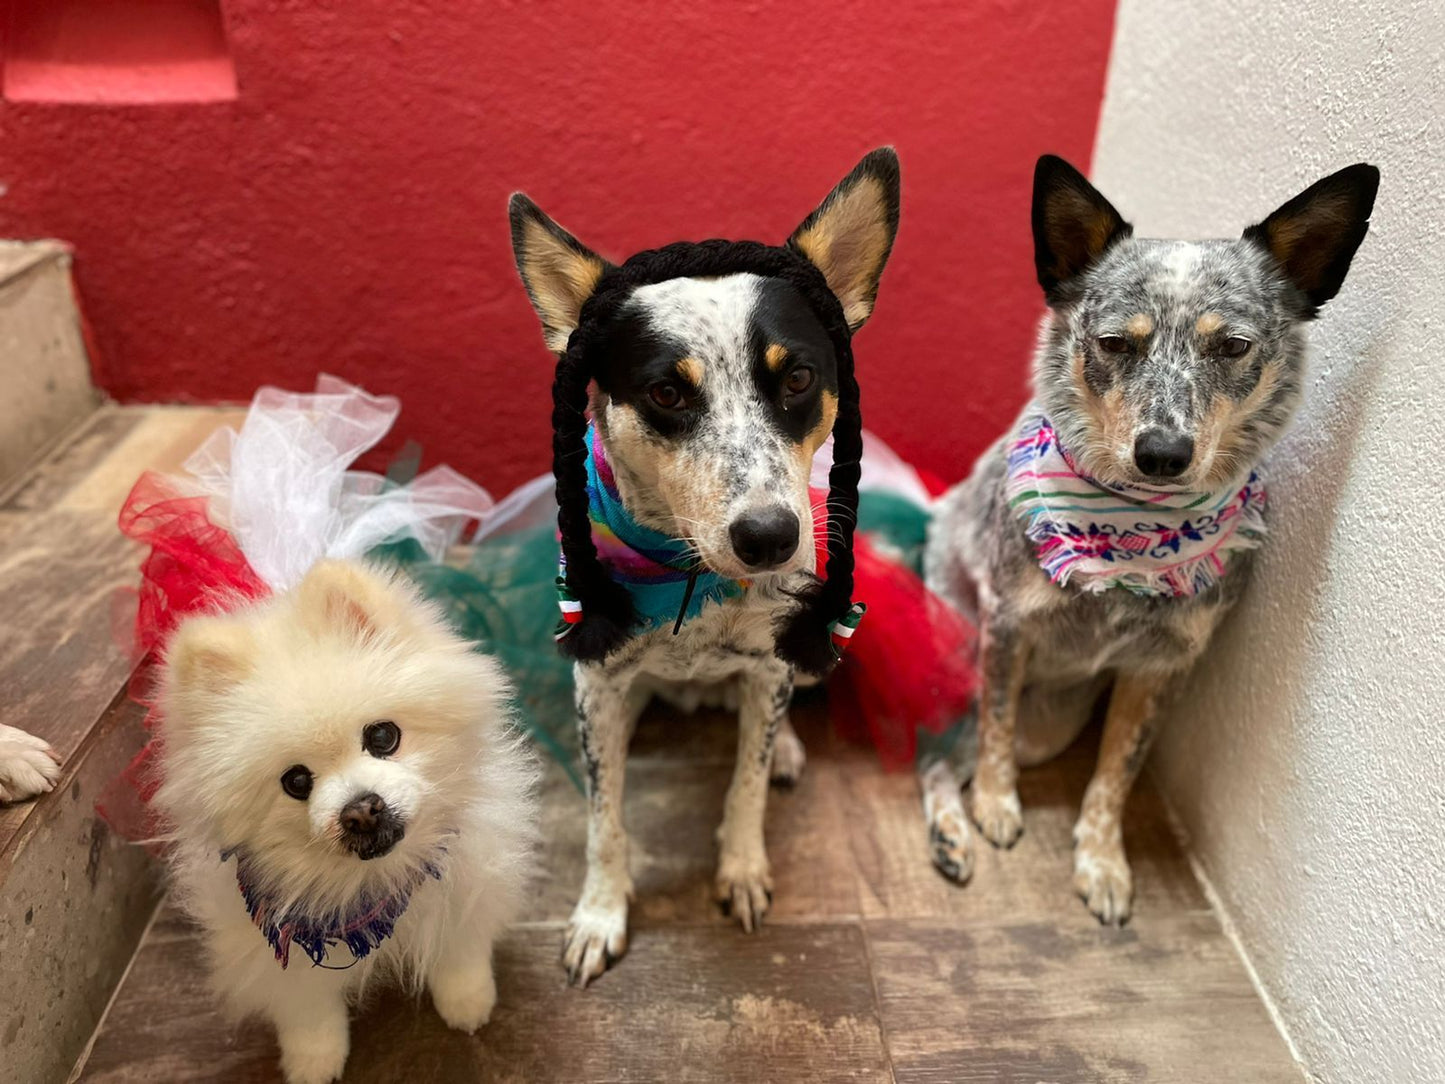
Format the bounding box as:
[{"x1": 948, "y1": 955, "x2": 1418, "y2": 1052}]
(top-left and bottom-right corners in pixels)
[
  {"x1": 222, "y1": 846, "x2": 446, "y2": 970},
  {"x1": 1005, "y1": 411, "x2": 1267, "y2": 598}
]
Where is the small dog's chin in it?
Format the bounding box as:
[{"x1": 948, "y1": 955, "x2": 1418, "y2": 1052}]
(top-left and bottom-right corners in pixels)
[{"x1": 342, "y1": 827, "x2": 406, "y2": 862}]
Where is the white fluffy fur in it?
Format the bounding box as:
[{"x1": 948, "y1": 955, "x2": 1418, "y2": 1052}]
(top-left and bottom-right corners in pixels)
[{"x1": 155, "y1": 560, "x2": 538, "y2": 1084}]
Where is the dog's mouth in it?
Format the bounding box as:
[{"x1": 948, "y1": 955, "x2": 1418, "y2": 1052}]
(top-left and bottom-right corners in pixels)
[{"x1": 344, "y1": 825, "x2": 405, "y2": 861}]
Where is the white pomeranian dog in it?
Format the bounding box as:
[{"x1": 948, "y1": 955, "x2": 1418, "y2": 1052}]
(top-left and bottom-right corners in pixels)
[{"x1": 155, "y1": 559, "x2": 537, "y2": 1084}]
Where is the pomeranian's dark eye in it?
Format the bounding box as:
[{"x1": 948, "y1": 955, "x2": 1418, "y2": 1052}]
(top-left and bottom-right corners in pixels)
[
  {"x1": 280, "y1": 765, "x2": 313, "y2": 801},
  {"x1": 1098, "y1": 335, "x2": 1130, "y2": 355},
  {"x1": 648, "y1": 381, "x2": 686, "y2": 409},
  {"x1": 1220, "y1": 336, "x2": 1252, "y2": 358},
  {"x1": 363, "y1": 720, "x2": 401, "y2": 758},
  {"x1": 784, "y1": 367, "x2": 816, "y2": 397}
]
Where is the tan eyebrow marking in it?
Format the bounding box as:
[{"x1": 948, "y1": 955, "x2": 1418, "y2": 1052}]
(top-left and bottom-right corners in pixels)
[
  {"x1": 764, "y1": 343, "x2": 789, "y2": 372},
  {"x1": 675, "y1": 357, "x2": 704, "y2": 386},
  {"x1": 1125, "y1": 313, "x2": 1154, "y2": 338},
  {"x1": 1196, "y1": 312, "x2": 1224, "y2": 336}
]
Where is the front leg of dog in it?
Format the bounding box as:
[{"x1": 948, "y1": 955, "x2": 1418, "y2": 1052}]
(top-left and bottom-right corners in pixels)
[
  {"x1": 970, "y1": 620, "x2": 1029, "y2": 848},
  {"x1": 430, "y1": 913, "x2": 500, "y2": 1033},
  {"x1": 769, "y1": 713, "x2": 806, "y2": 787},
  {"x1": 268, "y1": 974, "x2": 351, "y2": 1084},
  {"x1": 0, "y1": 725, "x2": 61, "y2": 804},
  {"x1": 563, "y1": 671, "x2": 640, "y2": 986},
  {"x1": 1073, "y1": 672, "x2": 1166, "y2": 925},
  {"x1": 716, "y1": 664, "x2": 790, "y2": 930}
]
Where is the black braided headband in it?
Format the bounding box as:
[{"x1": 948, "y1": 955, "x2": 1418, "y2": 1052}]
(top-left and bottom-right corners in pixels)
[{"x1": 551, "y1": 238, "x2": 861, "y2": 676}]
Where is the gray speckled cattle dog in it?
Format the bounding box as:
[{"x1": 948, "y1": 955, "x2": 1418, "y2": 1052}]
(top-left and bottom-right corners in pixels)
[
  {"x1": 509, "y1": 150, "x2": 900, "y2": 984},
  {"x1": 922, "y1": 155, "x2": 1378, "y2": 924}
]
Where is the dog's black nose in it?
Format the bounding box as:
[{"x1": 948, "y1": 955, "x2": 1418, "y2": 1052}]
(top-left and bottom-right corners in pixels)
[
  {"x1": 729, "y1": 507, "x2": 800, "y2": 570},
  {"x1": 339, "y1": 793, "x2": 387, "y2": 835},
  {"x1": 1133, "y1": 429, "x2": 1194, "y2": 478},
  {"x1": 338, "y1": 792, "x2": 404, "y2": 860}
]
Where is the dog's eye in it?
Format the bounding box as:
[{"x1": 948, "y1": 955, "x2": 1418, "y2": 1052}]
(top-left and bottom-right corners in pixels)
[
  {"x1": 280, "y1": 765, "x2": 313, "y2": 801},
  {"x1": 648, "y1": 381, "x2": 687, "y2": 410},
  {"x1": 1220, "y1": 336, "x2": 1252, "y2": 358},
  {"x1": 1098, "y1": 335, "x2": 1130, "y2": 355},
  {"x1": 784, "y1": 367, "x2": 816, "y2": 397},
  {"x1": 363, "y1": 720, "x2": 401, "y2": 758}
]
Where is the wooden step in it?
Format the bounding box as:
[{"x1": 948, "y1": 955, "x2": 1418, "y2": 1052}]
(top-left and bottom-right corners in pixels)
[
  {"x1": 0, "y1": 405, "x2": 245, "y2": 1084},
  {"x1": 71, "y1": 702, "x2": 1304, "y2": 1082},
  {"x1": 0, "y1": 241, "x2": 101, "y2": 489}
]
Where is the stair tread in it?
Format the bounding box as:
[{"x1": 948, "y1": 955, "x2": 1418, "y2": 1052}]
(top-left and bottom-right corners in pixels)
[
  {"x1": 0, "y1": 405, "x2": 245, "y2": 862},
  {"x1": 75, "y1": 706, "x2": 1303, "y2": 1082}
]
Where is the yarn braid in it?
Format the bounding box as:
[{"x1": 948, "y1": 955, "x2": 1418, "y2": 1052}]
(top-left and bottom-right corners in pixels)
[{"x1": 552, "y1": 238, "x2": 861, "y2": 676}]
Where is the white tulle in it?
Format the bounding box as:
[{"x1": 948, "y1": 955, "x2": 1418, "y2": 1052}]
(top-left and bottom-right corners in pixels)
[{"x1": 183, "y1": 374, "x2": 495, "y2": 592}]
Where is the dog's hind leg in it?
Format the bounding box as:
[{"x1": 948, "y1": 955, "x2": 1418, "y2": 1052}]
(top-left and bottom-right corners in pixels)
[
  {"x1": 562, "y1": 667, "x2": 647, "y2": 987},
  {"x1": 1072, "y1": 671, "x2": 1167, "y2": 925},
  {"x1": 716, "y1": 659, "x2": 792, "y2": 931},
  {"x1": 921, "y1": 737, "x2": 976, "y2": 884}
]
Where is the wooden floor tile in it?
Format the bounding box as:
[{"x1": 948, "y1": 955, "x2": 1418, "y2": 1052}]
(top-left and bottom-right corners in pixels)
[
  {"x1": 866, "y1": 914, "x2": 1299, "y2": 1083},
  {"x1": 841, "y1": 733, "x2": 1209, "y2": 924},
  {"x1": 532, "y1": 749, "x2": 860, "y2": 925},
  {"x1": 78, "y1": 908, "x2": 892, "y2": 1084}
]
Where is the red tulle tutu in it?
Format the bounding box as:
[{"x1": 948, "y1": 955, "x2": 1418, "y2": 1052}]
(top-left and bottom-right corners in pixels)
[
  {"x1": 98, "y1": 472, "x2": 271, "y2": 841},
  {"x1": 812, "y1": 485, "x2": 978, "y2": 769}
]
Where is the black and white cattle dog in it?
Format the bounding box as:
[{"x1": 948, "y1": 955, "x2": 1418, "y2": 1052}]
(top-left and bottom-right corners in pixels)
[
  {"x1": 922, "y1": 155, "x2": 1378, "y2": 924},
  {"x1": 509, "y1": 149, "x2": 900, "y2": 984}
]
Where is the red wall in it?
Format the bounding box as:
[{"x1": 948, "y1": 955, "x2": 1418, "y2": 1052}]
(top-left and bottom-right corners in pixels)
[{"x1": 0, "y1": 2, "x2": 1117, "y2": 493}]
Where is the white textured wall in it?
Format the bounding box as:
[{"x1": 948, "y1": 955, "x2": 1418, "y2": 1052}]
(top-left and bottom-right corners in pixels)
[{"x1": 1091, "y1": 3, "x2": 1445, "y2": 1081}]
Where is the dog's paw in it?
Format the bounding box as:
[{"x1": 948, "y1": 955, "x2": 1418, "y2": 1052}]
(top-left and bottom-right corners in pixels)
[
  {"x1": 562, "y1": 899, "x2": 629, "y2": 988},
  {"x1": 431, "y1": 965, "x2": 497, "y2": 1033},
  {"x1": 0, "y1": 726, "x2": 61, "y2": 804},
  {"x1": 769, "y1": 726, "x2": 807, "y2": 788},
  {"x1": 1074, "y1": 840, "x2": 1134, "y2": 926},
  {"x1": 278, "y1": 1028, "x2": 349, "y2": 1084},
  {"x1": 971, "y1": 786, "x2": 1023, "y2": 849},
  {"x1": 715, "y1": 856, "x2": 773, "y2": 932},
  {"x1": 927, "y1": 809, "x2": 975, "y2": 885},
  {"x1": 921, "y1": 760, "x2": 974, "y2": 885}
]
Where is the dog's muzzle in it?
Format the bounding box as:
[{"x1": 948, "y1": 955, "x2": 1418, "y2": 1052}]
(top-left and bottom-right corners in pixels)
[{"x1": 338, "y1": 792, "x2": 405, "y2": 861}]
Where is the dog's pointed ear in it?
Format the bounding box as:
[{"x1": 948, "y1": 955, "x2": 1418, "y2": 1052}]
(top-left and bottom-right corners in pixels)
[
  {"x1": 1032, "y1": 155, "x2": 1133, "y2": 303},
  {"x1": 1243, "y1": 164, "x2": 1380, "y2": 317},
  {"x1": 166, "y1": 614, "x2": 255, "y2": 705},
  {"x1": 788, "y1": 147, "x2": 901, "y2": 331},
  {"x1": 509, "y1": 194, "x2": 614, "y2": 354}
]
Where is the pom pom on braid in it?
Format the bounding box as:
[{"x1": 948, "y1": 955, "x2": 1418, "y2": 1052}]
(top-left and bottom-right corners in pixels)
[{"x1": 551, "y1": 239, "x2": 861, "y2": 672}]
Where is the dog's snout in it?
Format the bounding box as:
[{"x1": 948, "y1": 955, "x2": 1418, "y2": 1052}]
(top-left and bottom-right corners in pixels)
[
  {"x1": 728, "y1": 507, "x2": 800, "y2": 570},
  {"x1": 338, "y1": 792, "x2": 404, "y2": 859},
  {"x1": 340, "y1": 792, "x2": 386, "y2": 834},
  {"x1": 1133, "y1": 429, "x2": 1194, "y2": 479}
]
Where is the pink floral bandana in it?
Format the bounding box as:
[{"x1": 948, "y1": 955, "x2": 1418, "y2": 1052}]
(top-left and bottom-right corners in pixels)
[{"x1": 1005, "y1": 411, "x2": 1267, "y2": 598}]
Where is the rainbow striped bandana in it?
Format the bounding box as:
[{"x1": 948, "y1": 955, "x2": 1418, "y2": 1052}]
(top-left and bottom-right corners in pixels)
[
  {"x1": 561, "y1": 424, "x2": 748, "y2": 634},
  {"x1": 1005, "y1": 410, "x2": 1267, "y2": 598}
]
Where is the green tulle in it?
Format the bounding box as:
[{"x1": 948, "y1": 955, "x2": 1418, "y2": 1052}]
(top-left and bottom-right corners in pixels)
[
  {"x1": 368, "y1": 473, "x2": 965, "y2": 786},
  {"x1": 855, "y1": 490, "x2": 932, "y2": 577},
  {"x1": 370, "y1": 530, "x2": 582, "y2": 789}
]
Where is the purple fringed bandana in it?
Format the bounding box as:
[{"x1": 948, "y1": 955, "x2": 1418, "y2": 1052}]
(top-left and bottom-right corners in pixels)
[
  {"x1": 223, "y1": 847, "x2": 446, "y2": 970},
  {"x1": 1005, "y1": 411, "x2": 1267, "y2": 598}
]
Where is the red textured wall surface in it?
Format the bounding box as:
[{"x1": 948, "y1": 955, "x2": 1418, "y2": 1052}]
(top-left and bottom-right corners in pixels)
[{"x1": 0, "y1": 2, "x2": 1117, "y2": 492}]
